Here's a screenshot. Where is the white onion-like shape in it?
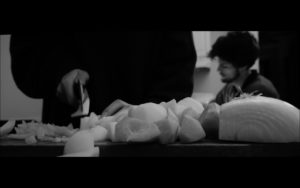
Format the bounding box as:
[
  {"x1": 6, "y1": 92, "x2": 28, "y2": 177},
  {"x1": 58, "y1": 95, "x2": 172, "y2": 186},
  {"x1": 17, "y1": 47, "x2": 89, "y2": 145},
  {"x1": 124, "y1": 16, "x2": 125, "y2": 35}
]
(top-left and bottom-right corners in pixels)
[
  {"x1": 155, "y1": 109, "x2": 180, "y2": 144},
  {"x1": 179, "y1": 115, "x2": 206, "y2": 143},
  {"x1": 114, "y1": 117, "x2": 160, "y2": 142},
  {"x1": 64, "y1": 130, "x2": 94, "y2": 154},
  {"x1": 219, "y1": 96, "x2": 300, "y2": 143},
  {"x1": 161, "y1": 98, "x2": 204, "y2": 120},
  {"x1": 128, "y1": 103, "x2": 167, "y2": 123},
  {"x1": 181, "y1": 107, "x2": 200, "y2": 121},
  {"x1": 89, "y1": 126, "x2": 108, "y2": 142},
  {"x1": 178, "y1": 97, "x2": 204, "y2": 115}
]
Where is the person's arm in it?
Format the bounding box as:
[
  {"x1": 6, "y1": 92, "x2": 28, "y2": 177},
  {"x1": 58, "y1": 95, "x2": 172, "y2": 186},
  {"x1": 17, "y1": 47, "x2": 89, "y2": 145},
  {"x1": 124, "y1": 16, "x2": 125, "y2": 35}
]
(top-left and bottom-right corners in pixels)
[
  {"x1": 144, "y1": 31, "x2": 197, "y2": 103},
  {"x1": 10, "y1": 33, "x2": 81, "y2": 99}
]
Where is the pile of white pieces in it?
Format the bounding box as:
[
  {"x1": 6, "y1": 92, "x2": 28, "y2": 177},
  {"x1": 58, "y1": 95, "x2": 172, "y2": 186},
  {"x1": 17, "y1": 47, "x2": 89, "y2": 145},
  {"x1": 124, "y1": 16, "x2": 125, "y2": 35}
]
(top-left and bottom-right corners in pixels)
[
  {"x1": 0, "y1": 120, "x2": 77, "y2": 144},
  {"x1": 63, "y1": 97, "x2": 208, "y2": 157},
  {"x1": 0, "y1": 97, "x2": 209, "y2": 157}
]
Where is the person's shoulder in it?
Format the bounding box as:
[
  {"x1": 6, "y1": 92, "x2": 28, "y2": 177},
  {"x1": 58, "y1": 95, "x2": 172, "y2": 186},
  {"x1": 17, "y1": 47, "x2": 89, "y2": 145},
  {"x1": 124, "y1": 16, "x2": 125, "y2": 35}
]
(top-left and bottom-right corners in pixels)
[
  {"x1": 245, "y1": 75, "x2": 279, "y2": 98},
  {"x1": 256, "y1": 73, "x2": 271, "y2": 82},
  {"x1": 245, "y1": 70, "x2": 270, "y2": 87},
  {"x1": 255, "y1": 74, "x2": 277, "y2": 89}
]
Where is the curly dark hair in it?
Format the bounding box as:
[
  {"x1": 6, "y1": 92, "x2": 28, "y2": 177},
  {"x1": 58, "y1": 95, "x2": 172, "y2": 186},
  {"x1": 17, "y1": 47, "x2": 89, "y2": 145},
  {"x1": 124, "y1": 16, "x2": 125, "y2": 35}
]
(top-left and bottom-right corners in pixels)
[{"x1": 208, "y1": 31, "x2": 259, "y2": 68}]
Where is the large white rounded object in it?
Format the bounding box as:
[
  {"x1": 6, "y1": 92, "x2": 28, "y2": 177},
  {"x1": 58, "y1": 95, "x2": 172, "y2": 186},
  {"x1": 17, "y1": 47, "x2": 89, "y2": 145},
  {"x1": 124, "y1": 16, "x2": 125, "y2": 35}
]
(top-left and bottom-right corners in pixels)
[
  {"x1": 128, "y1": 103, "x2": 167, "y2": 123},
  {"x1": 80, "y1": 112, "x2": 100, "y2": 130},
  {"x1": 179, "y1": 115, "x2": 206, "y2": 143},
  {"x1": 160, "y1": 99, "x2": 185, "y2": 119},
  {"x1": 64, "y1": 130, "x2": 94, "y2": 154},
  {"x1": 156, "y1": 109, "x2": 180, "y2": 144},
  {"x1": 89, "y1": 126, "x2": 108, "y2": 142},
  {"x1": 220, "y1": 96, "x2": 300, "y2": 143},
  {"x1": 178, "y1": 97, "x2": 204, "y2": 115},
  {"x1": 114, "y1": 117, "x2": 160, "y2": 142}
]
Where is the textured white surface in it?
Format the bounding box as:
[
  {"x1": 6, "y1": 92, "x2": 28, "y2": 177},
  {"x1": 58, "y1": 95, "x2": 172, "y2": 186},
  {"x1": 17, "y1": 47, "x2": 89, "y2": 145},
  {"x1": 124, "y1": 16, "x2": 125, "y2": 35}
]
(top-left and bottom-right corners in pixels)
[{"x1": 219, "y1": 96, "x2": 300, "y2": 143}]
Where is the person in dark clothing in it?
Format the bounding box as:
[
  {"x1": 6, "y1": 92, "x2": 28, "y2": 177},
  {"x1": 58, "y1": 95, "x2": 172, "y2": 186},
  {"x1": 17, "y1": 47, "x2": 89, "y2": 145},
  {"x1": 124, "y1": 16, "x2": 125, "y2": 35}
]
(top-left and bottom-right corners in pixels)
[
  {"x1": 10, "y1": 32, "x2": 197, "y2": 126},
  {"x1": 208, "y1": 31, "x2": 279, "y2": 105}
]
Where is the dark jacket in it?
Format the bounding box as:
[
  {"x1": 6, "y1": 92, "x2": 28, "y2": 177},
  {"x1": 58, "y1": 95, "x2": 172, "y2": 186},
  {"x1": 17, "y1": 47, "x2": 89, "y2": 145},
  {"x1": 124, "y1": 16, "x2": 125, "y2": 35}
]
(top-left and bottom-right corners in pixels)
[
  {"x1": 10, "y1": 32, "x2": 197, "y2": 125},
  {"x1": 214, "y1": 70, "x2": 280, "y2": 105}
]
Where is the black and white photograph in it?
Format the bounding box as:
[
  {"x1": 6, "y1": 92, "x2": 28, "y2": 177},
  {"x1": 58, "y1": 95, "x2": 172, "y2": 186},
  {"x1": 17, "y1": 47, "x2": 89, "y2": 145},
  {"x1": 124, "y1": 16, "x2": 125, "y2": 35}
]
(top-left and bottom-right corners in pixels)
[{"x1": 0, "y1": 31, "x2": 299, "y2": 157}]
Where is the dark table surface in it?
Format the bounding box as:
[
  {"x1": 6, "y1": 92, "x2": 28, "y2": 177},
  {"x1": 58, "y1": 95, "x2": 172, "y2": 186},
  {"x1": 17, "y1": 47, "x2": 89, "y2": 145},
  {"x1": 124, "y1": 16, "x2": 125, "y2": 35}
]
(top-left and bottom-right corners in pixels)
[{"x1": 1, "y1": 137, "x2": 300, "y2": 157}]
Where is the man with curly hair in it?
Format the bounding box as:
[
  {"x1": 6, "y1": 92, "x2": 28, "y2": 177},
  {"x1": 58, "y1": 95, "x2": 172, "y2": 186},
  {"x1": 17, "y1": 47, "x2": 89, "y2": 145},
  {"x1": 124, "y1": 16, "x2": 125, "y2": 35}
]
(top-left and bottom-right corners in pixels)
[{"x1": 208, "y1": 31, "x2": 279, "y2": 105}]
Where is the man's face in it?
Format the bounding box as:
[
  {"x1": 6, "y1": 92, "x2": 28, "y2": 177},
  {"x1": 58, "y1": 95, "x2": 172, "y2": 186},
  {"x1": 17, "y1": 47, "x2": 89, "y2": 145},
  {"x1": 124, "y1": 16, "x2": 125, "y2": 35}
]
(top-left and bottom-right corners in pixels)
[{"x1": 216, "y1": 58, "x2": 240, "y2": 83}]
